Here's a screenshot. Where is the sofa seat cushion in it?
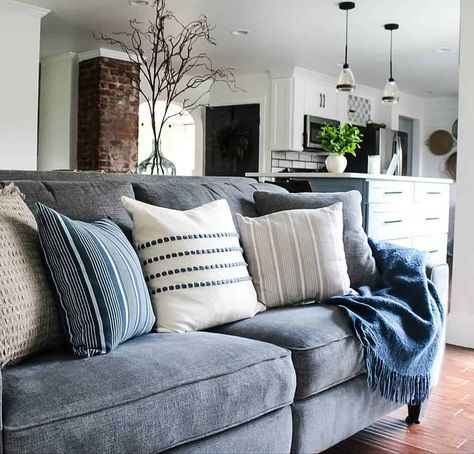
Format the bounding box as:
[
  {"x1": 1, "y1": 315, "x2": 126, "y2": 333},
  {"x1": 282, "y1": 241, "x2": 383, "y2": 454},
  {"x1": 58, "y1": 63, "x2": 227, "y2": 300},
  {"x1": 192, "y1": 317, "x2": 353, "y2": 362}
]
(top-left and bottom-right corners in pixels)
[
  {"x1": 211, "y1": 304, "x2": 365, "y2": 400},
  {"x1": 2, "y1": 332, "x2": 295, "y2": 454}
]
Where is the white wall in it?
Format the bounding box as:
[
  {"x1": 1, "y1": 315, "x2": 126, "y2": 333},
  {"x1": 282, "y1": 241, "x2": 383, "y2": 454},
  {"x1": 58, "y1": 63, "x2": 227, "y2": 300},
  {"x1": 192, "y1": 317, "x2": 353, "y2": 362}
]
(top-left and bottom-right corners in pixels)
[
  {"x1": 421, "y1": 97, "x2": 458, "y2": 178},
  {"x1": 38, "y1": 53, "x2": 78, "y2": 170},
  {"x1": 0, "y1": 0, "x2": 49, "y2": 170},
  {"x1": 448, "y1": 0, "x2": 474, "y2": 348}
]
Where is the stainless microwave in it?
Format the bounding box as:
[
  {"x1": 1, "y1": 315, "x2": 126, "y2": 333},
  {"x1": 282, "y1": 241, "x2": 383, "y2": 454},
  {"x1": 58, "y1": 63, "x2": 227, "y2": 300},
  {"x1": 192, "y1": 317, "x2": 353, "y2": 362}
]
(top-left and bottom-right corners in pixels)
[{"x1": 304, "y1": 115, "x2": 340, "y2": 151}]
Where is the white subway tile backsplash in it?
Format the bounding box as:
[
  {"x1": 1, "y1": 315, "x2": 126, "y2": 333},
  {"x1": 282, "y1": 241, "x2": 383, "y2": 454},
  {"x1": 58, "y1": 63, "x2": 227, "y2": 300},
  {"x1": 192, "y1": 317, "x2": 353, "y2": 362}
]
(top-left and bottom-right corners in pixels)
[
  {"x1": 311, "y1": 154, "x2": 325, "y2": 162},
  {"x1": 271, "y1": 150, "x2": 326, "y2": 171},
  {"x1": 292, "y1": 161, "x2": 306, "y2": 169},
  {"x1": 299, "y1": 153, "x2": 312, "y2": 162},
  {"x1": 286, "y1": 152, "x2": 300, "y2": 160}
]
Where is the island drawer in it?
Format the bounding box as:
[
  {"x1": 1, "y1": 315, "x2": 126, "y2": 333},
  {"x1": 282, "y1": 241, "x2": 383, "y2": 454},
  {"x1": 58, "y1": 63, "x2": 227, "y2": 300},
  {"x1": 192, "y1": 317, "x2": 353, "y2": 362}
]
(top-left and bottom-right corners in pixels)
[
  {"x1": 413, "y1": 206, "x2": 449, "y2": 235},
  {"x1": 414, "y1": 182, "x2": 450, "y2": 205},
  {"x1": 367, "y1": 205, "x2": 413, "y2": 240},
  {"x1": 367, "y1": 181, "x2": 415, "y2": 204},
  {"x1": 412, "y1": 234, "x2": 448, "y2": 264}
]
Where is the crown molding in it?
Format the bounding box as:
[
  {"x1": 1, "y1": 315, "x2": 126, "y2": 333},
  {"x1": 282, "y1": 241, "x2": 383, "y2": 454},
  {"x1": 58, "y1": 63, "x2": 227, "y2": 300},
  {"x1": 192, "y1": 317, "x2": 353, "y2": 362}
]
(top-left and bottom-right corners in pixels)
[
  {"x1": 0, "y1": 0, "x2": 50, "y2": 18},
  {"x1": 78, "y1": 48, "x2": 131, "y2": 63},
  {"x1": 41, "y1": 52, "x2": 78, "y2": 66}
]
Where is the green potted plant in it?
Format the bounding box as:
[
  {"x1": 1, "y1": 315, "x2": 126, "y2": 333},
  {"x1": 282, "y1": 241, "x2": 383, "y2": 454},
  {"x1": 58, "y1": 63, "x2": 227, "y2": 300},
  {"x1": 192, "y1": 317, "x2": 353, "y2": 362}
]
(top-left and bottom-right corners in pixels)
[{"x1": 318, "y1": 123, "x2": 363, "y2": 173}]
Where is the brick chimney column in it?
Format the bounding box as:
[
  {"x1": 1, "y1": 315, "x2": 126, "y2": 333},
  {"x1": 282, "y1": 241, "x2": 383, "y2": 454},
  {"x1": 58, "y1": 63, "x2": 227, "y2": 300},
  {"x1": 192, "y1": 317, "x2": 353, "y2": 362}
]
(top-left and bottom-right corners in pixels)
[{"x1": 77, "y1": 53, "x2": 139, "y2": 172}]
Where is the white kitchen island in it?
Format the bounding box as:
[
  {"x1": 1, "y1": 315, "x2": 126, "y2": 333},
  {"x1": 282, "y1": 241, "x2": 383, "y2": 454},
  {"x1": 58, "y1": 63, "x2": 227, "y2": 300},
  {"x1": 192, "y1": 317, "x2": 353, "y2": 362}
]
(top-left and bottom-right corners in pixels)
[{"x1": 246, "y1": 172, "x2": 453, "y2": 263}]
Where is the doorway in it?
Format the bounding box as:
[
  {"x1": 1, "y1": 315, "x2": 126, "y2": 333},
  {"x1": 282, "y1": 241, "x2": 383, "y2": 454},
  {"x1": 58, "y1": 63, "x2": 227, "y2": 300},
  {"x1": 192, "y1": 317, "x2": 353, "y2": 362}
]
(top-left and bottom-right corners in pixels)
[{"x1": 205, "y1": 104, "x2": 260, "y2": 177}]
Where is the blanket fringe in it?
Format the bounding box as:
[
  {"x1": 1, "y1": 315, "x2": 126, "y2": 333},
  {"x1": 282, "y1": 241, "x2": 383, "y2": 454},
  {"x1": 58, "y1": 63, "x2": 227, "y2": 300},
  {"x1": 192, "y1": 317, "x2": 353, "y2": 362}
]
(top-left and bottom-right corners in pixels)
[{"x1": 365, "y1": 346, "x2": 431, "y2": 404}]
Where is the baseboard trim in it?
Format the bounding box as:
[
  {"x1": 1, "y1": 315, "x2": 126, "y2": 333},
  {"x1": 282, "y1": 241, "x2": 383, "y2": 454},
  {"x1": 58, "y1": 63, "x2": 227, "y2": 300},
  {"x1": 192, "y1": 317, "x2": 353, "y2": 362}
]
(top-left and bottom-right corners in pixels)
[{"x1": 446, "y1": 312, "x2": 474, "y2": 348}]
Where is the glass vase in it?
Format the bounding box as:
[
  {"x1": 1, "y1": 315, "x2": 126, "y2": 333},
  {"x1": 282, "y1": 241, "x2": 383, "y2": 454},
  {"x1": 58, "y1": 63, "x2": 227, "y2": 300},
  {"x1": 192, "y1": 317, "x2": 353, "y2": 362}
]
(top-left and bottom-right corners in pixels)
[{"x1": 138, "y1": 140, "x2": 176, "y2": 175}]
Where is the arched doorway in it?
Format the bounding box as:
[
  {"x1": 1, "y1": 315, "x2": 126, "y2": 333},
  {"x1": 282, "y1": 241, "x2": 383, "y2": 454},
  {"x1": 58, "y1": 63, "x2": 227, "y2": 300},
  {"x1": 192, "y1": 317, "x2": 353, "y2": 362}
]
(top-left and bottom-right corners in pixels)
[{"x1": 138, "y1": 102, "x2": 196, "y2": 175}]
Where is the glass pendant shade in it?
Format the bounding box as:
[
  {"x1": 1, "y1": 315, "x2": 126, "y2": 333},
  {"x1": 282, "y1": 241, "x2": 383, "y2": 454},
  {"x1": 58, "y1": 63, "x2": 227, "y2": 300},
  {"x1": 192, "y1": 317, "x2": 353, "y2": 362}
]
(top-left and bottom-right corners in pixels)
[
  {"x1": 337, "y1": 65, "x2": 356, "y2": 92},
  {"x1": 382, "y1": 24, "x2": 400, "y2": 104},
  {"x1": 382, "y1": 79, "x2": 400, "y2": 104},
  {"x1": 336, "y1": 2, "x2": 356, "y2": 93}
]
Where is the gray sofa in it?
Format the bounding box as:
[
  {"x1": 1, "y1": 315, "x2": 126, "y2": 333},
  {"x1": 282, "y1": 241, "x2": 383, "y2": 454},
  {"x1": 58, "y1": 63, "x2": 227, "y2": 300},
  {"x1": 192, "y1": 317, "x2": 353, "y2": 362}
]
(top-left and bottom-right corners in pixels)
[{"x1": 0, "y1": 171, "x2": 449, "y2": 454}]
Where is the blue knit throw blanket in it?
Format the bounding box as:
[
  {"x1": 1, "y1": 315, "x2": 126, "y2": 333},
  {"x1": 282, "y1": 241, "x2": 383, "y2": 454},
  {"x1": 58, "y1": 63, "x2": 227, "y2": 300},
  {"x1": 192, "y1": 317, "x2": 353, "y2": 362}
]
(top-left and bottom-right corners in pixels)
[{"x1": 327, "y1": 239, "x2": 445, "y2": 404}]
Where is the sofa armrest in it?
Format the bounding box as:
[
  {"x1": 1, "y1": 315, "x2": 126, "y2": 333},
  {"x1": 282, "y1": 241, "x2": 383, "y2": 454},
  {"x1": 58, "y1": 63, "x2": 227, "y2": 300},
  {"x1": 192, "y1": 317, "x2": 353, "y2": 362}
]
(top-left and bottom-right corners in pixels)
[
  {"x1": 426, "y1": 262, "x2": 449, "y2": 309},
  {"x1": 426, "y1": 261, "x2": 449, "y2": 388}
]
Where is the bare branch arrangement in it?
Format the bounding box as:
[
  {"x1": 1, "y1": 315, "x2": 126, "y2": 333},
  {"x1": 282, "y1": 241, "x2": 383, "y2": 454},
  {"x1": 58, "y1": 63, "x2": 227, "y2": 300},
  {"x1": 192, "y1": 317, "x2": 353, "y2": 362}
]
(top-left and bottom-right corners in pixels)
[{"x1": 96, "y1": 0, "x2": 238, "y2": 174}]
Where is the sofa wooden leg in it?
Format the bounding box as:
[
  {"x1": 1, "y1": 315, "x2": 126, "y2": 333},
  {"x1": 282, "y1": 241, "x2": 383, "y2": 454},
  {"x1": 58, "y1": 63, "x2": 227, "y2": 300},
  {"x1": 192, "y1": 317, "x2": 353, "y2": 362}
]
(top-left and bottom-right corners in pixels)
[{"x1": 405, "y1": 403, "x2": 422, "y2": 425}]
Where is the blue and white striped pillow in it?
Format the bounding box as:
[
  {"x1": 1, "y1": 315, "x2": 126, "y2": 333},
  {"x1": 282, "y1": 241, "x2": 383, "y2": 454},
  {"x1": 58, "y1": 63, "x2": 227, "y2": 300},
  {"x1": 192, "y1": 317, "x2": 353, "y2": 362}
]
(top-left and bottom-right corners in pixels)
[{"x1": 36, "y1": 203, "x2": 155, "y2": 357}]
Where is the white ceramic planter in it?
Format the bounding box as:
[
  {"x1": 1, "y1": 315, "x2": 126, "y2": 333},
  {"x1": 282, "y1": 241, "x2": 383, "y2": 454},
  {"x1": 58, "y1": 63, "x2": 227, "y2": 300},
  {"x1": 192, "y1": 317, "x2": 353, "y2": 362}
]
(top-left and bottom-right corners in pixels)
[{"x1": 325, "y1": 154, "x2": 347, "y2": 173}]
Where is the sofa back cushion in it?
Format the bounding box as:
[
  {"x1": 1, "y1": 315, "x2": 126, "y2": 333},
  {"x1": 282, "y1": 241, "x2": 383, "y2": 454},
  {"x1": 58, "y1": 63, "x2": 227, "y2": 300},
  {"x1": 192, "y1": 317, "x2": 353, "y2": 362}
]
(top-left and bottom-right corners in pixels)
[
  {"x1": 0, "y1": 172, "x2": 287, "y2": 231},
  {"x1": 132, "y1": 181, "x2": 285, "y2": 221},
  {"x1": 0, "y1": 185, "x2": 63, "y2": 367},
  {"x1": 9, "y1": 181, "x2": 136, "y2": 238}
]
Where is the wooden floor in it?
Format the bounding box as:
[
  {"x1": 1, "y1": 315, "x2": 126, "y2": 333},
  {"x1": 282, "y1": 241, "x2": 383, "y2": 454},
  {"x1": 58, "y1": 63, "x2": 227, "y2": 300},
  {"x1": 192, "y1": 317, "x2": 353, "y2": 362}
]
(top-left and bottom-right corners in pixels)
[{"x1": 324, "y1": 345, "x2": 474, "y2": 454}]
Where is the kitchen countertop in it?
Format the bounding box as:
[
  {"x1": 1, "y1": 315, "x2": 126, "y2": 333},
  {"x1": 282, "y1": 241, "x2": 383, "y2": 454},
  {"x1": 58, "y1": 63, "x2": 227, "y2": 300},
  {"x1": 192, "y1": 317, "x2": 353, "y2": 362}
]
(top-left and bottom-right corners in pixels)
[{"x1": 245, "y1": 172, "x2": 453, "y2": 184}]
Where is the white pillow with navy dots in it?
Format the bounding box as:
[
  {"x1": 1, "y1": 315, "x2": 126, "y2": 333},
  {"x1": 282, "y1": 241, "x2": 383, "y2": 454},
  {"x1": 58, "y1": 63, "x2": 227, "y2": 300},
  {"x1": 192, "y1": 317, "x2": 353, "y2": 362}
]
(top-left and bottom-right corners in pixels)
[{"x1": 122, "y1": 197, "x2": 265, "y2": 332}]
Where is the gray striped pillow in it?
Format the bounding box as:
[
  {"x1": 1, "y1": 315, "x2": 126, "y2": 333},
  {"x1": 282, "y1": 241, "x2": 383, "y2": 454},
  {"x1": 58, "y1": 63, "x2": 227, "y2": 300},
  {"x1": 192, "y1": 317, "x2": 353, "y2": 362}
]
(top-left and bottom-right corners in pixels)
[{"x1": 236, "y1": 203, "x2": 351, "y2": 308}]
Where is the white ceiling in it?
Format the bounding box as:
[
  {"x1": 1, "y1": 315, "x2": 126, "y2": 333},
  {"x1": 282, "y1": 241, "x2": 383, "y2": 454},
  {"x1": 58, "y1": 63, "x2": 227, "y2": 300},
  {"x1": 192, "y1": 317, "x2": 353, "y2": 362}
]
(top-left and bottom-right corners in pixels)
[{"x1": 23, "y1": 0, "x2": 460, "y2": 97}]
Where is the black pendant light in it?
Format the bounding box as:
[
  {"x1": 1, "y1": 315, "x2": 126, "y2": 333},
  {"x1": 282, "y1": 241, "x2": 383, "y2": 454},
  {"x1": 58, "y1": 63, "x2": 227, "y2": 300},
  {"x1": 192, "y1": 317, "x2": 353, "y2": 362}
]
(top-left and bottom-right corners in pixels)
[
  {"x1": 336, "y1": 1, "x2": 356, "y2": 93},
  {"x1": 382, "y1": 23, "x2": 400, "y2": 104}
]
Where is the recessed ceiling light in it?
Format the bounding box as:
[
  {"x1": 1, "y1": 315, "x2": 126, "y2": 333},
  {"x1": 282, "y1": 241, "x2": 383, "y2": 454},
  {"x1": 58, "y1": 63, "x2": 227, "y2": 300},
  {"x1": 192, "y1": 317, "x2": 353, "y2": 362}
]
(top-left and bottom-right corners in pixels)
[
  {"x1": 129, "y1": 0, "x2": 151, "y2": 6},
  {"x1": 436, "y1": 47, "x2": 454, "y2": 53},
  {"x1": 231, "y1": 29, "x2": 250, "y2": 36}
]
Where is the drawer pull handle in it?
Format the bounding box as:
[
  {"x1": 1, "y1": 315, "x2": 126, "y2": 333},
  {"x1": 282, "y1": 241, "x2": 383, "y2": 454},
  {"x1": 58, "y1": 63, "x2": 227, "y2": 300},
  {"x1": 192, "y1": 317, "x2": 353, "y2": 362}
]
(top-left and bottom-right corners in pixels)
[
  {"x1": 427, "y1": 192, "x2": 441, "y2": 195},
  {"x1": 425, "y1": 217, "x2": 440, "y2": 221},
  {"x1": 428, "y1": 250, "x2": 439, "y2": 254},
  {"x1": 384, "y1": 191, "x2": 403, "y2": 195},
  {"x1": 384, "y1": 220, "x2": 403, "y2": 224}
]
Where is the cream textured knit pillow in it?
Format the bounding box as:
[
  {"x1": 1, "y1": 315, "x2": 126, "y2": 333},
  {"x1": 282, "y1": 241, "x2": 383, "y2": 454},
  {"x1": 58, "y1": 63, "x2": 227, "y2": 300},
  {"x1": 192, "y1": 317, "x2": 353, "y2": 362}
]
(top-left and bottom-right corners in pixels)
[
  {"x1": 0, "y1": 184, "x2": 63, "y2": 367},
  {"x1": 122, "y1": 197, "x2": 265, "y2": 332}
]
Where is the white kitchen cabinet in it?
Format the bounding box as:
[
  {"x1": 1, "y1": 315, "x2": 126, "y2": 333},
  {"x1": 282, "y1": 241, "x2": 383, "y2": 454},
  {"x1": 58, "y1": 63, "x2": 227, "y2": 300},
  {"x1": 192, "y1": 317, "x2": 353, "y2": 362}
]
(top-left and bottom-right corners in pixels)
[
  {"x1": 270, "y1": 76, "x2": 338, "y2": 151},
  {"x1": 269, "y1": 67, "x2": 391, "y2": 152},
  {"x1": 270, "y1": 77, "x2": 305, "y2": 151},
  {"x1": 304, "y1": 80, "x2": 337, "y2": 120}
]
